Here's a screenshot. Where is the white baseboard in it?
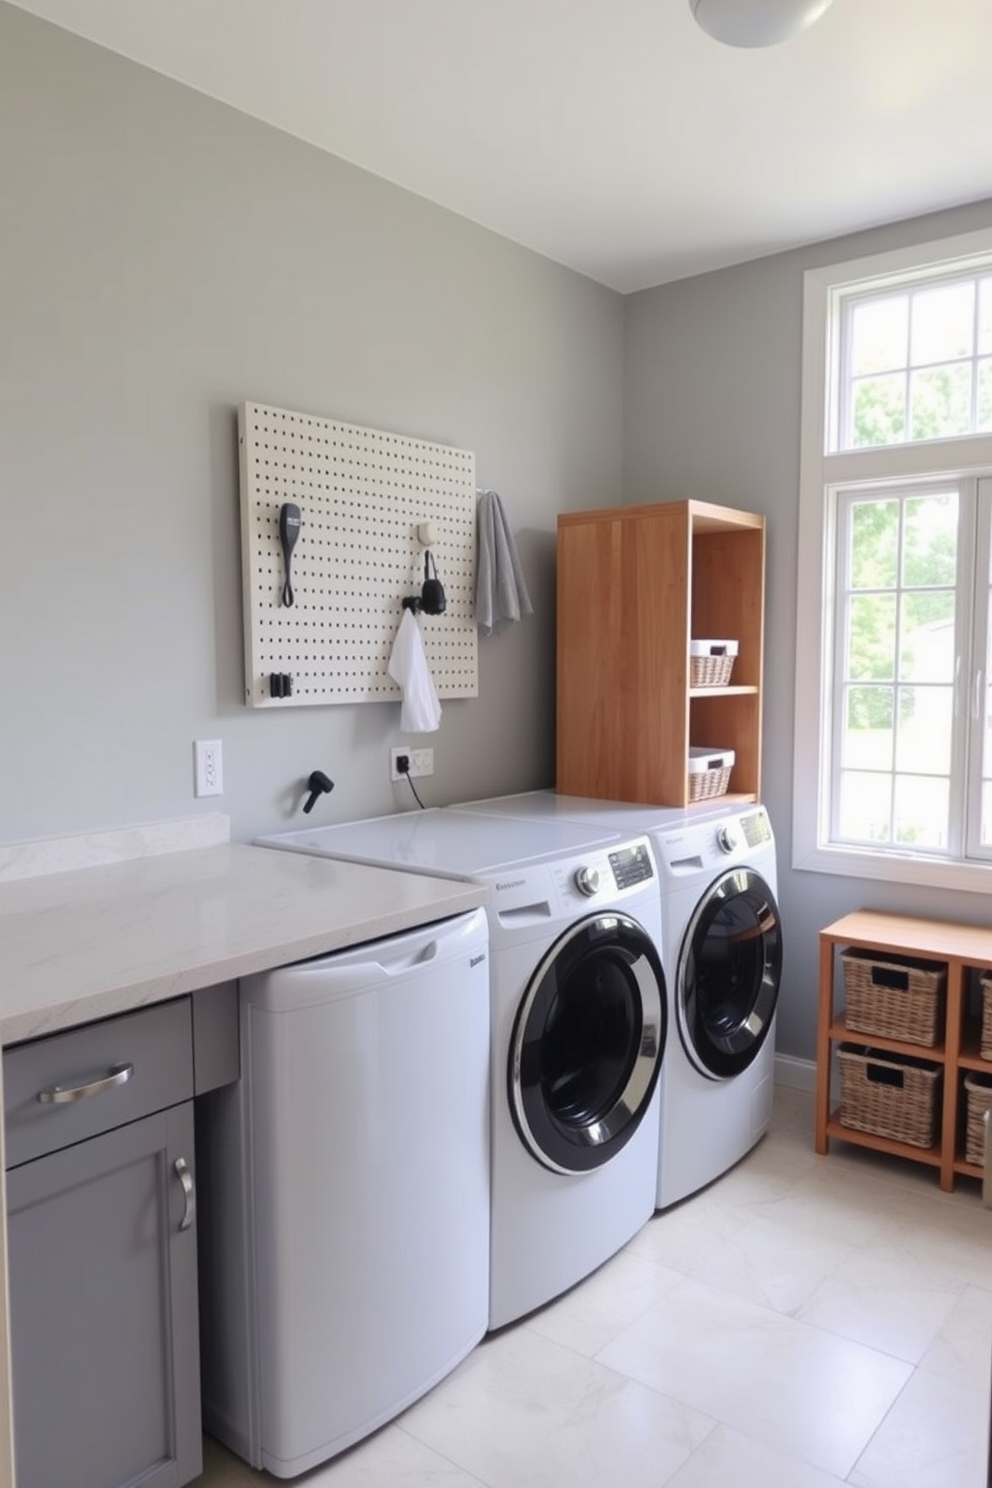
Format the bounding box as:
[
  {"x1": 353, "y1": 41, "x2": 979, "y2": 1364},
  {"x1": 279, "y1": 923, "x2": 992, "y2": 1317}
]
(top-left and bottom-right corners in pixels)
[{"x1": 774, "y1": 1054, "x2": 816, "y2": 1093}]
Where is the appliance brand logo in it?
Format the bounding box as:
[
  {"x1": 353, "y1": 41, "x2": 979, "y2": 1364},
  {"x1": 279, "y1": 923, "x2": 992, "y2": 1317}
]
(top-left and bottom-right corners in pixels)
[
  {"x1": 495, "y1": 878, "x2": 526, "y2": 891},
  {"x1": 469, "y1": 953, "x2": 486, "y2": 968}
]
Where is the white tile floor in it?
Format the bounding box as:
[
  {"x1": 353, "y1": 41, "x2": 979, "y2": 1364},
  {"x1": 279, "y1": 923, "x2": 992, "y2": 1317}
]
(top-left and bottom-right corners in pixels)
[{"x1": 197, "y1": 1086, "x2": 992, "y2": 1487}]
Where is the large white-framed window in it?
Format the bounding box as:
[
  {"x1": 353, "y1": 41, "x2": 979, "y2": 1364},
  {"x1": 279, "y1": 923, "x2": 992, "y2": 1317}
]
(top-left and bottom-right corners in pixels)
[{"x1": 795, "y1": 225, "x2": 992, "y2": 893}]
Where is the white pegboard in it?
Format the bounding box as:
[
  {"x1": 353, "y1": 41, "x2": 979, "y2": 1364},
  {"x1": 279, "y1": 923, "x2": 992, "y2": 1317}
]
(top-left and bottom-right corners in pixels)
[{"x1": 238, "y1": 402, "x2": 478, "y2": 707}]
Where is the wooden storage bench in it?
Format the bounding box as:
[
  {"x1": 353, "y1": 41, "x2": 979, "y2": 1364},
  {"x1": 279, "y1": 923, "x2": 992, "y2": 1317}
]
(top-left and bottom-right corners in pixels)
[{"x1": 816, "y1": 910, "x2": 992, "y2": 1192}]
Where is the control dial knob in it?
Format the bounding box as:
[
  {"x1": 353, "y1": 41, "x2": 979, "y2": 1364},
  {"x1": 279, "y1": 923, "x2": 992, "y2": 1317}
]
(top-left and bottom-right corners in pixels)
[
  {"x1": 574, "y1": 864, "x2": 602, "y2": 897},
  {"x1": 717, "y1": 821, "x2": 742, "y2": 855}
]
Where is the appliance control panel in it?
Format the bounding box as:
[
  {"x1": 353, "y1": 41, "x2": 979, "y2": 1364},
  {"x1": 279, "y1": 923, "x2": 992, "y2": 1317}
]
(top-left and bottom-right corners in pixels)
[
  {"x1": 739, "y1": 807, "x2": 772, "y2": 848},
  {"x1": 659, "y1": 807, "x2": 774, "y2": 875},
  {"x1": 608, "y1": 841, "x2": 655, "y2": 889},
  {"x1": 716, "y1": 808, "x2": 772, "y2": 855},
  {"x1": 549, "y1": 837, "x2": 655, "y2": 905}
]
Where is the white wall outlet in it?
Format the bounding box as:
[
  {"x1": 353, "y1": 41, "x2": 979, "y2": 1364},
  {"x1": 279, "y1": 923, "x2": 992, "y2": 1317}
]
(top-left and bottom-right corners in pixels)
[
  {"x1": 194, "y1": 739, "x2": 224, "y2": 797},
  {"x1": 390, "y1": 746, "x2": 435, "y2": 782}
]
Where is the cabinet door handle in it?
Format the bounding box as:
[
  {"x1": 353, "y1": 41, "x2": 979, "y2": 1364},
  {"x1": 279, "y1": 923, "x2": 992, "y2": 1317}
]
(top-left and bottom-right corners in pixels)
[
  {"x1": 984, "y1": 1110, "x2": 992, "y2": 1209},
  {"x1": 36, "y1": 1061, "x2": 134, "y2": 1104},
  {"x1": 174, "y1": 1156, "x2": 196, "y2": 1232}
]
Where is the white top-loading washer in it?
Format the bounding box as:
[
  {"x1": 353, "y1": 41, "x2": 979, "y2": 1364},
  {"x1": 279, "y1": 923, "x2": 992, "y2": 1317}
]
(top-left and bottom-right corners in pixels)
[{"x1": 257, "y1": 808, "x2": 670, "y2": 1328}]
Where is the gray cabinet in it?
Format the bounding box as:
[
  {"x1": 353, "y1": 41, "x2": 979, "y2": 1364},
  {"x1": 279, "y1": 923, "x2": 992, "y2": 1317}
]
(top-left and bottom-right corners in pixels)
[{"x1": 4, "y1": 1001, "x2": 202, "y2": 1488}]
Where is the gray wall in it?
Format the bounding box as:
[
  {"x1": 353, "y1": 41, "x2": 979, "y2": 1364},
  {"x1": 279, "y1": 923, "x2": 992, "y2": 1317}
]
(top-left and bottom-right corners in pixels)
[
  {"x1": 7, "y1": 7, "x2": 992, "y2": 1062},
  {"x1": 623, "y1": 198, "x2": 992, "y2": 1061},
  {"x1": 0, "y1": 4, "x2": 623, "y2": 845}
]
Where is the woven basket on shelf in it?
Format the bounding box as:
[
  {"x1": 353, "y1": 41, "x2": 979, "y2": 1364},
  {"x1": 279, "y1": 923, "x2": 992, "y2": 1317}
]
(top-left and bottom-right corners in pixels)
[
  {"x1": 690, "y1": 653, "x2": 735, "y2": 688},
  {"x1": 837, "y1": 1044, "x2": 941, "y2": 1148},
  {"x1": 964, "y1": 1072, "x2": 992, "y2": 1166},
  {"x1": 980, "y1": 975, "x2": 992, "y2": 1060},
  {"x1": 688, "y1": 765, "x2": 732, "y2": 802},
  {"x1": 841, "y1": 949, "x2": 945, "y2": 1047}
]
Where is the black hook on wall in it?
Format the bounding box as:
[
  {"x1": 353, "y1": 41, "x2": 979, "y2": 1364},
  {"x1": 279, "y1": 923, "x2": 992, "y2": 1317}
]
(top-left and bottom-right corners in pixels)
[{"x1": 302, "y1": 770, "x2": 334, "y2": 814}]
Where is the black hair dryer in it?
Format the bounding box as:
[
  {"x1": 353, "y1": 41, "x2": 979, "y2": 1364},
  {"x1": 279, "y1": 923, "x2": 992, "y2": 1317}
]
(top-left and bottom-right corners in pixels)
[{"x1": 421, "y1": 552, "x2": 446, "y2": 615}]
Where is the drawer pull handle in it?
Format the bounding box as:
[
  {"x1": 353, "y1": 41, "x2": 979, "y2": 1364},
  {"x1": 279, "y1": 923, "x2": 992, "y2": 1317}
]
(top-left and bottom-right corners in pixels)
[
  {"x1": 36, "y1": 1061, "x2": 134, "y2": 1104},
  {"x1": 174, "y1": 1156, "x2": 195, "y2": 1232}
]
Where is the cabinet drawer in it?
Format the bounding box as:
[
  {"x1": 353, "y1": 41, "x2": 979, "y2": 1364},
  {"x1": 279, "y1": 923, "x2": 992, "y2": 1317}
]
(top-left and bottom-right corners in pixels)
[{"x1": 4, "y1": 999, "x2": 194, "y2": 1168}]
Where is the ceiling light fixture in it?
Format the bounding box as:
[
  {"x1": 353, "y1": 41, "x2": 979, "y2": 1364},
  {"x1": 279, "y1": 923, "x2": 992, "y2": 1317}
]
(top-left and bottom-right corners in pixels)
[{"x1": 689, "y1": 0, "x2": 834, "y2": 47}]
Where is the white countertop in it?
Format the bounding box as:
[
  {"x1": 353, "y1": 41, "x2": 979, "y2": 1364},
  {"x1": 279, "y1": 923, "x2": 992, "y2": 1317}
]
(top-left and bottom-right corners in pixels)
[{"x1": 0, "y1": 843, "x2": 488, "y2": 1045}]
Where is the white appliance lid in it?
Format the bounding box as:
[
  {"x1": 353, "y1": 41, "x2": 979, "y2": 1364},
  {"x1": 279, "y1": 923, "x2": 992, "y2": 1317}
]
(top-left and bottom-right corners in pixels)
[
  {"x1": 257, "y1": 807, "x2": 625, "y2": 879},
  {"x1": 456, "y1": 790, "x2": 733, "y2": 832}
]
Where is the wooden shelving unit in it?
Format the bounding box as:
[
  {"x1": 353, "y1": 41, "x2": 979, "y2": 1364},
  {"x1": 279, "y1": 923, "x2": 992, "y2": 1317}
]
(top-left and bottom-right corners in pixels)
[
  {"x1": 556, "y1": 499, "x2": 765, "y2": 806},
  {"x1": 816, "y1": 909, "x2": 992, "y2": 1192}
]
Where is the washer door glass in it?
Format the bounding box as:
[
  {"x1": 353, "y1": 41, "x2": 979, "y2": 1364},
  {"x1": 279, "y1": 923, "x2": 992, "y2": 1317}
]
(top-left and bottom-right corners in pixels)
[
  {"x1": 677, "y1": 869, "x2": 782, "y2": 1080},
  {"x1": 509, "y1": 913, "x2": 666, "y2": 1175}
]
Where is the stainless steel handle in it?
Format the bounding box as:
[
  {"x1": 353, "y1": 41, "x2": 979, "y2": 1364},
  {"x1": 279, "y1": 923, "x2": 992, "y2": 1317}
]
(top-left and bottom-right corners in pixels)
[
  {"x1": 37, "y1": 1061, "x2": 134, "y2": 1104},
  {"x1": 983, "y1": 1109, "x2": 992, "y2": 1209},
  {"x1": 973, "y1": 668, "x2": 985, "y2": 722},
  {"x1": 174, "y1": 1156, "x2": 195, "y2": 1232}
]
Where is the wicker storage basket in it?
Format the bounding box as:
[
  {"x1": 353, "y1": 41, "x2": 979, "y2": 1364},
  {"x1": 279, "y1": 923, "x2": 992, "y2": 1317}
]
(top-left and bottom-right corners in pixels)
[
  {"x1": 689, "y1": 639, "x2": 738, "y2": 688},
  {"x1": 687, "y1": 747, "x2": 735, "y2": 802},
  {"x1": 838, "y1": 1044, "x2": 941, "y2": 1148},
  {"x1": 964, "y1": 1072, "x2": 992, "y2": 1166},
  {"x1": 979, "y1": 975, "x2": 992, "y2": 1060},
  {"x1": 841, "y1": 949, "x2": 945, "y2": 1047}
]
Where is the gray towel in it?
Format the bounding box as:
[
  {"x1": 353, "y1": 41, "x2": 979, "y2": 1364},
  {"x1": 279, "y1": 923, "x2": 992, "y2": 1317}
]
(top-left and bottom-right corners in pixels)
[{"x1": 475, "y1": 489, "x2": 534, "y2": 636}]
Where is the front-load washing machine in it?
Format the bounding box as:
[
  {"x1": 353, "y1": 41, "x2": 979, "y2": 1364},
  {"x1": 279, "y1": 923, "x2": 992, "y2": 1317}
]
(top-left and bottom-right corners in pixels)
[
  {"x1": 457, "y1": 793, "x2": 783, "y2": 1207},
  {"x1": 258, "y1": 808, "x2": 668, "y2": 1328}
]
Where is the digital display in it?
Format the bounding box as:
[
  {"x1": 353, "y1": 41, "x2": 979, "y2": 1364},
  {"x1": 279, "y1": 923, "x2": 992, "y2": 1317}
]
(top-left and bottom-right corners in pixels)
[
  {"x1": 741, "y1": 810, "x2": 771, "y2": 848},
  {"x1": 608, "y1": 843, "x2": 654, "y2": 888}
]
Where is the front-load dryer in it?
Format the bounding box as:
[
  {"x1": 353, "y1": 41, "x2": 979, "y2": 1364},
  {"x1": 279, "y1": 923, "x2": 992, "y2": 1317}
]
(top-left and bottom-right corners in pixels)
[
  {"x1": 456, "y1": 793, "x2": 783, "y2": 1207},
  {"x1": 258, "y1": 808, "x2": 668, "y2": 1328}
]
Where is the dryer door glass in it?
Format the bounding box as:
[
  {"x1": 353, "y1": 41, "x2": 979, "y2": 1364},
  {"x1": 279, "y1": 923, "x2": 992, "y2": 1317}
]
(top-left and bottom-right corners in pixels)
[
  {"x1": 508, "y1": 914, "x2": 666, "y2": 1175},
  {"x1": 677, "y1": 869, "x2": 782, "y2": 1080}
]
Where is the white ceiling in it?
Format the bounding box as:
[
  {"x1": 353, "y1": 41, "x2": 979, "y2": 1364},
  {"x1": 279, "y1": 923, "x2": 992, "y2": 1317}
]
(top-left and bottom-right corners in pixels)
[{"x1": 10, "y1": 0, "x2": 992, "y2": 293}]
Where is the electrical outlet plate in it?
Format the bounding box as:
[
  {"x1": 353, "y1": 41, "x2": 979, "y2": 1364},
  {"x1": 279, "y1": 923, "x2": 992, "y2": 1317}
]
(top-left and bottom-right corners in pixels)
[
  {"x1": 194, "y1": 739, "x2": 224, "y2": 797},
  {"x1": 390, "y1": 746, "x2": 434, "y2": 782}
]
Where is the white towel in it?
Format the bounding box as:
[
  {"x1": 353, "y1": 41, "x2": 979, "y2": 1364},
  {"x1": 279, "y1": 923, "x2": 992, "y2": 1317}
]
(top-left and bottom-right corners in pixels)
[
  {"x1": 387, "y1": 609, "x2": 442, "y2": 733},
  {"x1": 475, "y1": 489, "x2": 534, "y2": 636}
]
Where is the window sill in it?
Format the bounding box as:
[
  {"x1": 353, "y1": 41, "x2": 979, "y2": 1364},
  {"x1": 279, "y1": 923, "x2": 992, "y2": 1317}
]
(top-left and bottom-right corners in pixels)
[{"x1": 792, "y1": 841, "x2": 992, "y2": 895}]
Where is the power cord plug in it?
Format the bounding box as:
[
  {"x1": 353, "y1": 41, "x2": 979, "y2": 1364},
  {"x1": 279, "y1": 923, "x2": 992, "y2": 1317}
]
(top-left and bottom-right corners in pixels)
[{"x1": 395, "y1": 752, "x2": 426, "y2": 809}]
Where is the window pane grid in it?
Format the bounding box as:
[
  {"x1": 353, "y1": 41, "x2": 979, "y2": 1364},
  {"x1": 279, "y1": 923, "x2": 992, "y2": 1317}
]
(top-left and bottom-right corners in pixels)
[
  {"x1": 852, "y1": 352, "x2": 976, "y2": 382},
  {"x1": 833, "y1": 489, "x2": 959, "y2": 852},
  {"x1": 842, "y1": 271, "x2": 992, "y2": 449},
  {"x1": 799, "y1": 228, "x2": 992, "y2": 890}
]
